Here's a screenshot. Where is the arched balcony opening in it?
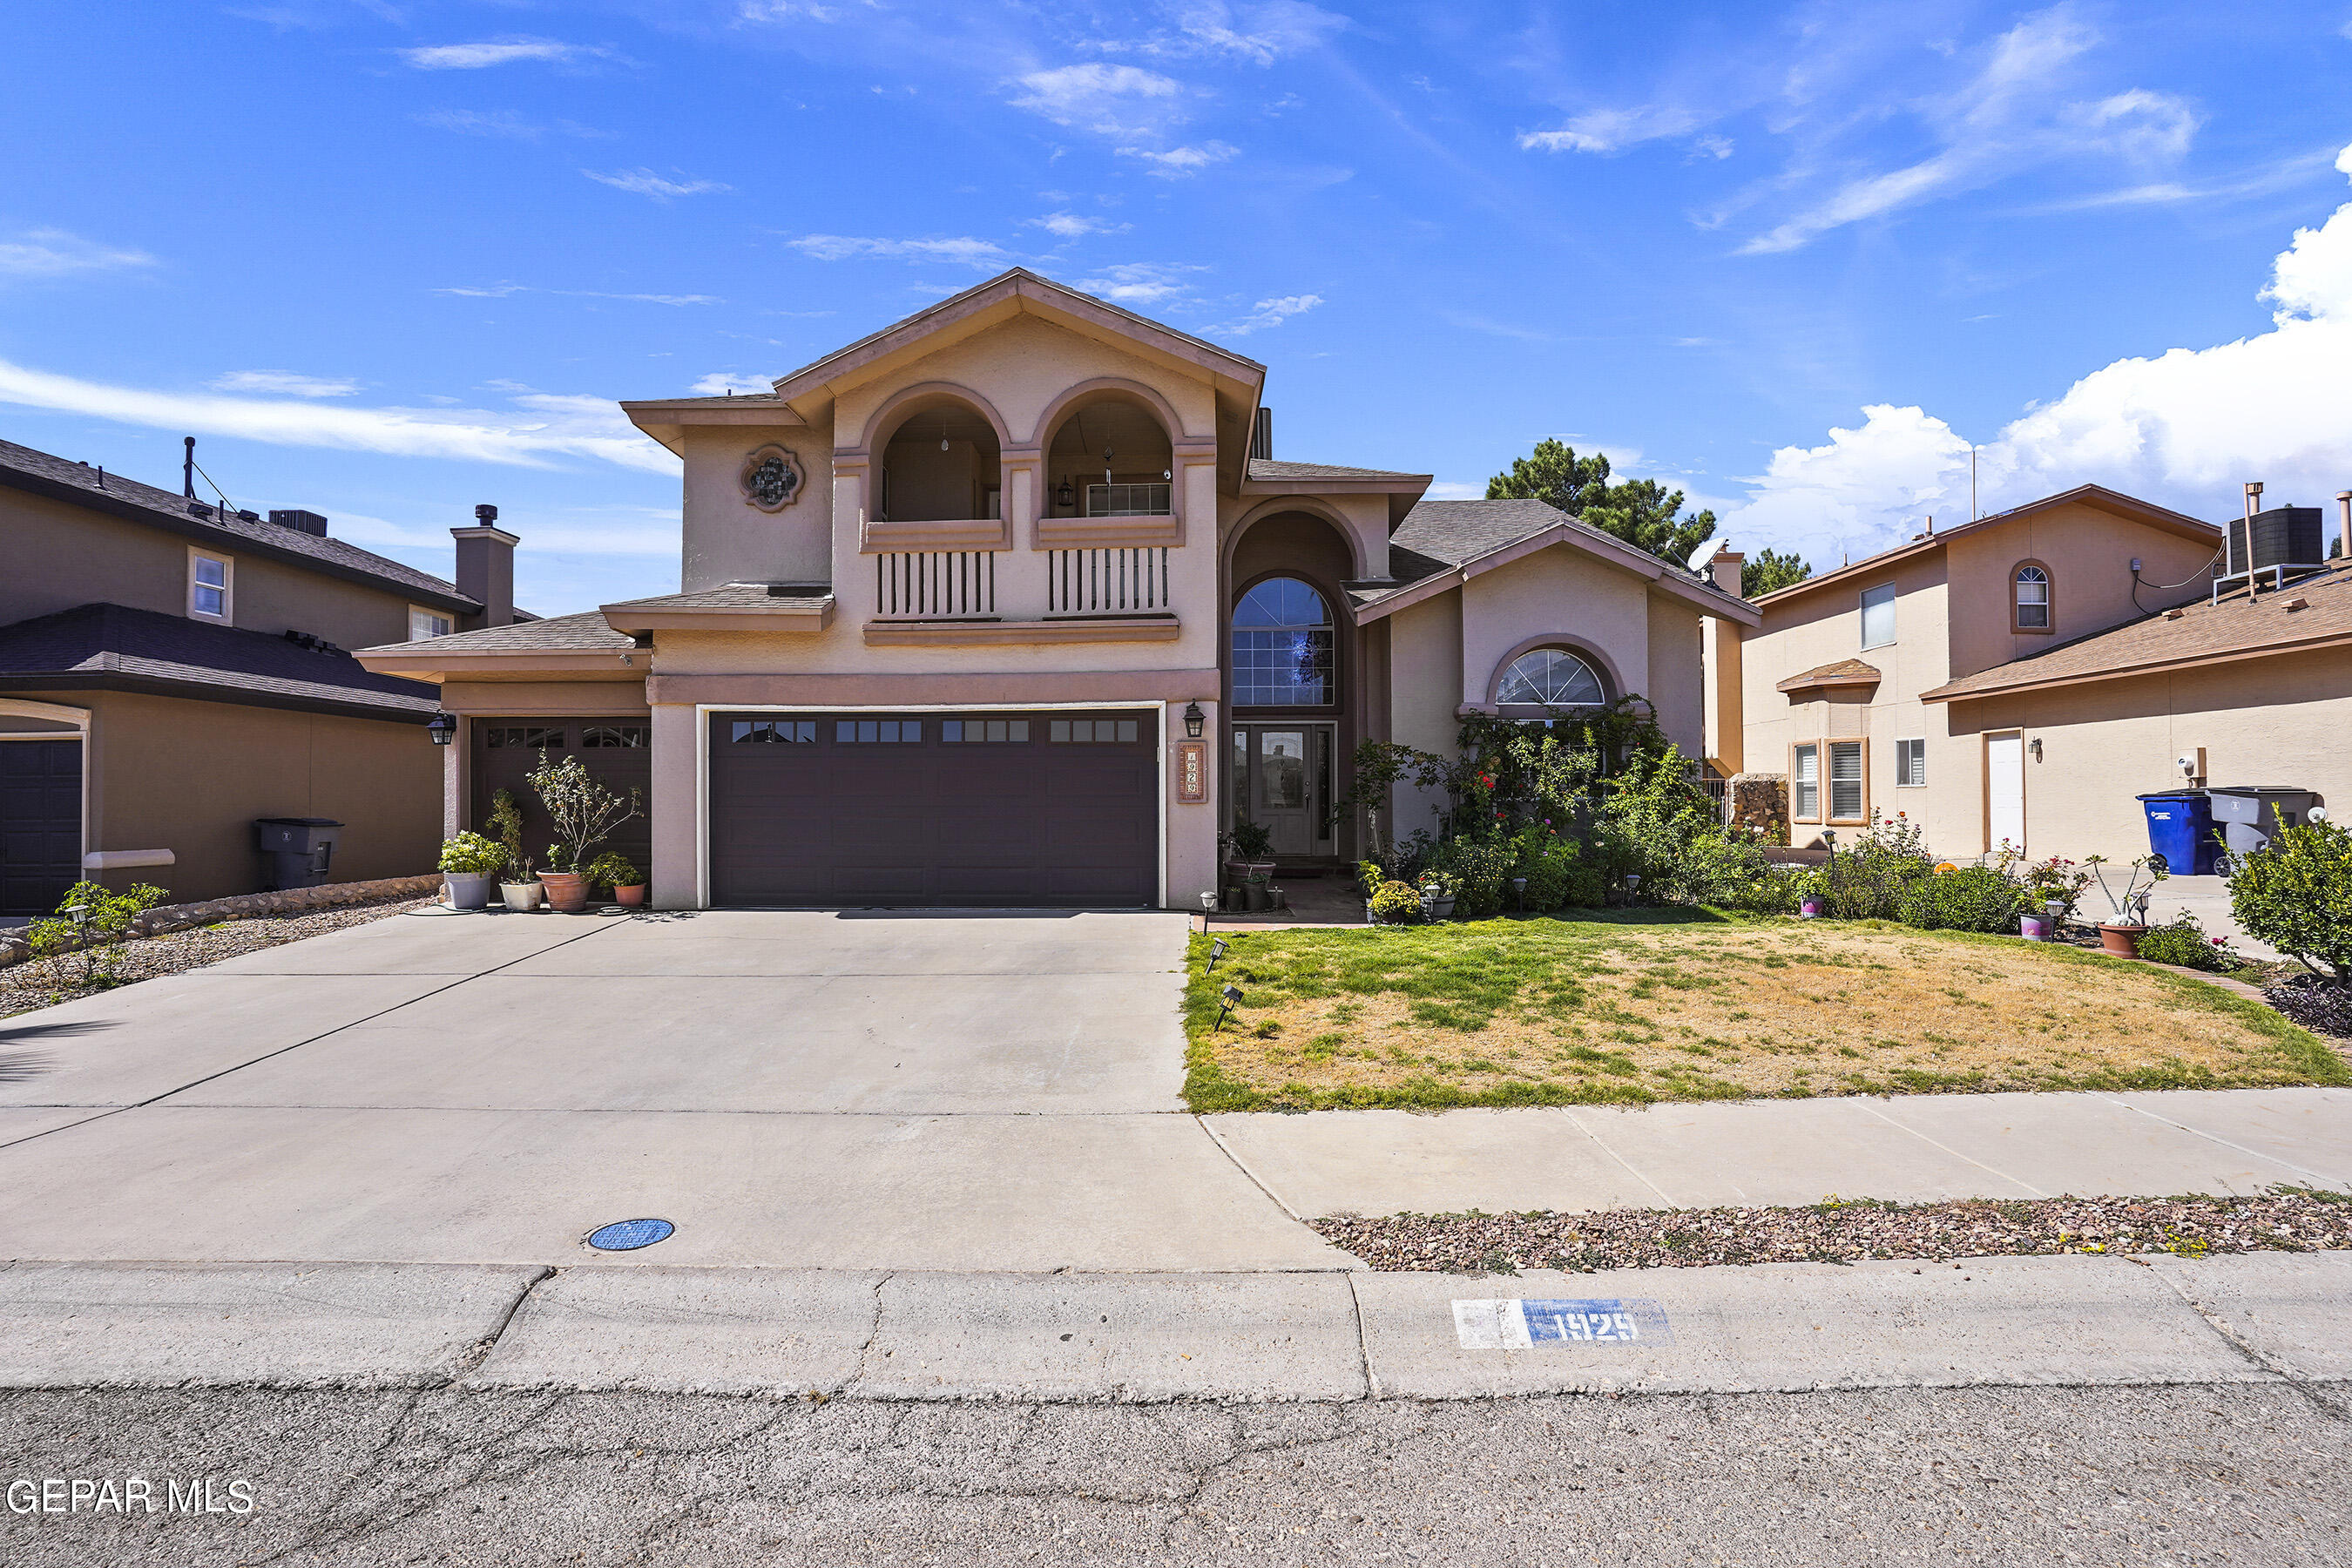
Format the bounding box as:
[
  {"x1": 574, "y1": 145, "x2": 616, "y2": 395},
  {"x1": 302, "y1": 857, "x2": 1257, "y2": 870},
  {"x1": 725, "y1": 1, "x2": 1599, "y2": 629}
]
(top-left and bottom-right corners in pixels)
[
  {"x1": 1043, "y1": 393, "x2": 1174, "y2": 520},
  {"x1": 876, "y1": 394, "x2": 1002, "y2": 524}
]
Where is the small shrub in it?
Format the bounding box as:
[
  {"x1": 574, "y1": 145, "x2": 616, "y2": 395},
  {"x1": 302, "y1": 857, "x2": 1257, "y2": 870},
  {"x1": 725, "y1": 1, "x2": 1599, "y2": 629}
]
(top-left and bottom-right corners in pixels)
[
  {"x1": 1431, "y1": 836, "x2": 1515, "y2": 917},
  {"x1": 1369, "y1": 881, "x2": 1421, "y2": 923},
  {"x1": 1898, "y1": 866, "x2": 2025, "y2": 933},
  {"x1": 2229, "y1": 821, "x2": 2352, "y2": 978},
  {"x1": 2135, "y1": 910, "x2": 2240, "y2": 972},
  {"x1": 583, "y1": 851, "x2": 642, "y2": 889},
  {"x1": 437, "y1": 831, "x2": 506, "y2": 875},
  {"x1": 24, "y1": 879, "x2": 170, "y2": 992},
  {"x1": 526, "y1": 750, "x2": 643, "y2": 877}
]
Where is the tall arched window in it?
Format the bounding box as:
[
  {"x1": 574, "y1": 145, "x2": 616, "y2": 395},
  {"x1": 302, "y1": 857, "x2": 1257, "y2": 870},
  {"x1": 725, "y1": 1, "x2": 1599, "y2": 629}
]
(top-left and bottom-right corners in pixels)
[
  {"x1": 1232, "y1": 577, "x2": 1334, "y2": 706},
  {"x1": 1495, "y1": 646, "x2": 1607, "y2": 713},
  {"x1": 2013, "y1": 563, "x2": 2051, "y2": 632}
]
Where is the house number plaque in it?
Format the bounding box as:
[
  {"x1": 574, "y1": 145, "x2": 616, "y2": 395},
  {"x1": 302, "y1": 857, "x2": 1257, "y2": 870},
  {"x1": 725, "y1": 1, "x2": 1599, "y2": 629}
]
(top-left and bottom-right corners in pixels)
[{"x1": 1177, "y1": 740, "x2": 1207, "y2": 803}]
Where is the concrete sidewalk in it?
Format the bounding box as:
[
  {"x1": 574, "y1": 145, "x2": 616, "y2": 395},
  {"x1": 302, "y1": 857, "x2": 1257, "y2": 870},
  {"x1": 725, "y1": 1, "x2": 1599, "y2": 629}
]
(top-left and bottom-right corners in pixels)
[{"x1": 2, "y1": 1251, "x2": 2343, "y2": 1401}]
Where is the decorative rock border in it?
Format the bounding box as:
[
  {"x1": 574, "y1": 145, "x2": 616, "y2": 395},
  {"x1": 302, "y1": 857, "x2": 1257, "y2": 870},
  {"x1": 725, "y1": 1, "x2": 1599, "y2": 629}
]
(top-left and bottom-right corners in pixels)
[{"x1": 0, "y1": 874, "x2": 439, "y2": 968}]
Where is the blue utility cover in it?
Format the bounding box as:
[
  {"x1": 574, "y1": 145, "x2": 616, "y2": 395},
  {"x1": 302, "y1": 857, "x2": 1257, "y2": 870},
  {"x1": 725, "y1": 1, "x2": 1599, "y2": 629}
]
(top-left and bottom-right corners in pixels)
[{"x1": 586, "y1": 1218, "x2": 675, "y2": 1252}]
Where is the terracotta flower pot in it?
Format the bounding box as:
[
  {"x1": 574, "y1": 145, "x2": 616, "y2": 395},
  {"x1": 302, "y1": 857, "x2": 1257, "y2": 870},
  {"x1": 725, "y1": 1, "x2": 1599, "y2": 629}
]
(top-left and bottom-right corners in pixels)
[
  {"x1": 614, "y1": 883, "x2": 647, "y2": 907},
  {"x1": 538, "y1": 870, "x2": 591, "y2": 914},
  {"x1": 2098, "y1": 923, "x2": 2147, "y2": 957}
]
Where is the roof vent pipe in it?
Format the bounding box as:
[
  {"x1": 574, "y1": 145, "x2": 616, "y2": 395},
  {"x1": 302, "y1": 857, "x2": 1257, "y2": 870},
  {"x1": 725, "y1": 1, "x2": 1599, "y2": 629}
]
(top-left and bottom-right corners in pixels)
[
  {"x1": 183, "y1": 436, "x2": 196, "y2": 499},
  {"x1": 2244, "y1": 481, "x2": 2263, "y2": 518}
]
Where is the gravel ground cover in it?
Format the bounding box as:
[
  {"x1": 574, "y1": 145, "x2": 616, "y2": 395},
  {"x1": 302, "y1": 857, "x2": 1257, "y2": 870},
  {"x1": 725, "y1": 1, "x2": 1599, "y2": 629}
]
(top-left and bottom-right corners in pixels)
[
  {"x1": 1310, "y1": 1189, "x2": 2352, "y2": 1274},
  {"x1": 1185, "y1": 915, "x2": 2348, "y2": 1112},
  {"x1": 0, "y1": 897, "x2": 432, "y2": 1019}
]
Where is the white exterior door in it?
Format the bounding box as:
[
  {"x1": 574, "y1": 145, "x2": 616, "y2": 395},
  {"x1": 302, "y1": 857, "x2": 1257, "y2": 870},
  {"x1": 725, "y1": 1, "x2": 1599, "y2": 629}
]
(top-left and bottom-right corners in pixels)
[{"x1": 1986, "y1": 733, "x2": 2024, "y2": 855}]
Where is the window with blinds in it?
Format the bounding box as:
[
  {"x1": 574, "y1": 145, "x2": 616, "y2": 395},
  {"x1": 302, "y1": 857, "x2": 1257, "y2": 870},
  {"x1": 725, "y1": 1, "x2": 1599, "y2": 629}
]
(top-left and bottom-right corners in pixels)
[
  {"x1": 1896, "y1": 738, "x2": 1926, "y2": 787},
  {"x1": 1829, "y1": 740, "x2": 1864, "y2": 821},
  {"x1": 1793, "y1": 744, "x2": 1820, "y2": 821},
  {"x1": 1861, "y1": 584, "x2": 1896, "y2": 649}
]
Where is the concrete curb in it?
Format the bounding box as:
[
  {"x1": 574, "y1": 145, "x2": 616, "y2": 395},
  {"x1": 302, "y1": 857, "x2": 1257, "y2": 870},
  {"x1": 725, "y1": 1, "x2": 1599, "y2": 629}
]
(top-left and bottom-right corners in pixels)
[{"x1": 3, "y1": 1251, "x2": 2344, "y2": 1401}]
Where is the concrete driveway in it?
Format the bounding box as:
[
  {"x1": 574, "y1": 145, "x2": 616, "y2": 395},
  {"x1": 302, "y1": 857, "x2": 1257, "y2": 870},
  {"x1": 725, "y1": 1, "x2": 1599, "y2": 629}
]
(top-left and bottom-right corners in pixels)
[{"x1": 0, "y1": 909, "x2": 1348, "y2": 1273}]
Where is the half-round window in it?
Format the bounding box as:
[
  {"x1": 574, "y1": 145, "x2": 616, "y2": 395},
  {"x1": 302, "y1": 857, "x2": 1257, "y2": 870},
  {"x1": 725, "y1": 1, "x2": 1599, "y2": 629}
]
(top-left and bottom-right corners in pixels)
[
  {"x1": 1232, "y1": 577, "x2": 1334, "y2": 706},
  {"x1": 1496, "y1": 647, "x2": 1607, "y2": 711},
  {"x1": 2014, "y1": 564, "x2": 2051, "y2": 631}
]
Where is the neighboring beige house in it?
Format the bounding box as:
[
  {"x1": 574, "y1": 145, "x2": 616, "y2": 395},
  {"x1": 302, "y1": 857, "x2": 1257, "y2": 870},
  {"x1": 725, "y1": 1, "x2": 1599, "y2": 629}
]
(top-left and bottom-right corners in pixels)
[
  {"x1": 0, "y1": 436, "x2": 527, "y2": 910},
  {"x1": 1711, "y1": 484, "x2": 2246, "y2": 860},
  {"x1": 357, "y1": 269, "x2": 1758, "y2": 910}
]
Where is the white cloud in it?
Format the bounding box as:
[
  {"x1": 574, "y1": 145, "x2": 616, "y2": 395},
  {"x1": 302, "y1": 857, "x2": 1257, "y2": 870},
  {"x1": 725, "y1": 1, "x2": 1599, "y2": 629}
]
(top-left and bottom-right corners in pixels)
[
  {"x1": 1027, "y1": 212, "x2": 1129, "y2": 239},
  {"x1": 1117, "y1": 141, "x2": 1238, "y2": 176},
  {"x1": 1126, "y1": 1, "x2": 1348, "y2": 65},
  {"x1": 0, "y1": 228, "x2": 156, "y2": 279},
  {"x1": 1010, "y1": 64, "x2": 1183, "y2": 137},
  {"x1": 1520, "y1": 105, "x2": 1707, "y2": 156},
  {"x1": 736, "y1": 1, "x2": 841, "y2": 19},
  {"x1": 0, "y1": 361, "x2": 673, "y2": 473},
  {"x1": 414, "y1": 108, "x2": 541, "y2": 139},
  {"x1": 584, "y1": 169, "x2": 729, "y2": 199},
  {"x1": 1720, "y1": 143, "x2": 2352, "y2": 562},
  {"x1": 1222, "y1": 294, "x2": 1321, "y2": 335},
  {"x1": 331, "y1": 505, "x2": 679, "y2": 558},
  {"x1": 208, "y1": 370, "x2": 362, "y2": 397},
  {"x1": 435, "y1": 283, "x2": 719, "y2": 305},
  {"x1": 398, "y1": 39, "x2": 594, "y2": 70},
  {"x1": 689, "y1": 372, "x2": 775, "y2": 395},
  {"x1": 1075, "y1": 262, "x2": 1206, "y2": 306},
  {"x1": 786, "y1": 234, "x2": 1010, "y2": 268}
]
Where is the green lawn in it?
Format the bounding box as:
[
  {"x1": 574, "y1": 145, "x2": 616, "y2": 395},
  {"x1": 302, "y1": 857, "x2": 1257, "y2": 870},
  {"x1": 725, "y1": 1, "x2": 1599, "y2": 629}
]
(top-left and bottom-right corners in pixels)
[{"x1": 1182, "y1": 911, "x2": 2347, "y2": 1112}]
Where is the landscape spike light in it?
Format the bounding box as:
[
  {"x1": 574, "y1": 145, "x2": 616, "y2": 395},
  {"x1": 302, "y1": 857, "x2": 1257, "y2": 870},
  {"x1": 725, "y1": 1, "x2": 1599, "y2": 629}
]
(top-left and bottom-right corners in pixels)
[
  {"x1": 1208, "y1": 936, "x2": 1228, "y2": 970},
  {"x1": 1215, "y1": 982, "x2": 1243, "y2": 1031}
]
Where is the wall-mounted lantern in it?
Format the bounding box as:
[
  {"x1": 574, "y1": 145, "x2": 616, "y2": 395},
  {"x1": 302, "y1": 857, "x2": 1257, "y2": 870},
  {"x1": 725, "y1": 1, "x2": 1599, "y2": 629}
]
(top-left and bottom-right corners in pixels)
[
  {"x1": 427, "y1": 713, "x2": 457, "y2": 747},
  {"x1": 1054, "y1": 478, "x2": 1075, "y2": 510},
  {"x1": 1183, "y1": 701, "x2": 1205, "y2": 739}
]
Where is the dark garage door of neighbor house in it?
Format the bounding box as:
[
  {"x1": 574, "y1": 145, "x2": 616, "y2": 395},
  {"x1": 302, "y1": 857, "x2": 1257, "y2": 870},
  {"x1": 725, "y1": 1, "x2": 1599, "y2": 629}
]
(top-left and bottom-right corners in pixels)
[
  {"x1": 707, "y1": 710, "x2": 1159, "y2": 908},
  {"x1": 471, "y1": 720, "x2": 653, "y2": 877},
  {"x1": 1, "y1": 739, "x2": 83, "y2": 916}
]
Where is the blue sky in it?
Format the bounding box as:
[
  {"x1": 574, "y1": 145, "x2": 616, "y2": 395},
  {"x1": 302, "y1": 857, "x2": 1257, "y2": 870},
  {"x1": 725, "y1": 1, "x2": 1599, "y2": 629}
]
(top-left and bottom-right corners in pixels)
[{"x1": 5, "y1": 0, "x2": 2350, "y2": 614}]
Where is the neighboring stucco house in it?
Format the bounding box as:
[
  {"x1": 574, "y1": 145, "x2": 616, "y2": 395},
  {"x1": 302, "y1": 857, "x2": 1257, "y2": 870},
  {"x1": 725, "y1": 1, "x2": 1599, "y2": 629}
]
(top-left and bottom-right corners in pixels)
[
  {"x1": 356, "y1": 270, "x2": 1757, "y2": 909},
  {"x1": 1710, "y1": 483, "x2": 2273, "y2": 860},
  {"x1": 0, "y1": 436, "x2": 525, "y2": 912}
]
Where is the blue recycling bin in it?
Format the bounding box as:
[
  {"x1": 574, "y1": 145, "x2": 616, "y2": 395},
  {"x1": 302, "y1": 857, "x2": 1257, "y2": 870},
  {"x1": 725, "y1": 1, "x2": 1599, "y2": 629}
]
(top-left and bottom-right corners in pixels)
[{"x1": 2136, "y1": 792, "x2": 2216, "y2": 876}]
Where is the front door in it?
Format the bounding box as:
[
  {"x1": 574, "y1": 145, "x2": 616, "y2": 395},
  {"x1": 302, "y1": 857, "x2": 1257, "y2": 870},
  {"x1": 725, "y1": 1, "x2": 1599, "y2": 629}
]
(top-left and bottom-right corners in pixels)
[
  {"x1": 1986, "y1": 731, "x2": 2025, "y2": 855},
  {"x1": 1231, "y1": 724, "x2": 1334, "y2": 860}
]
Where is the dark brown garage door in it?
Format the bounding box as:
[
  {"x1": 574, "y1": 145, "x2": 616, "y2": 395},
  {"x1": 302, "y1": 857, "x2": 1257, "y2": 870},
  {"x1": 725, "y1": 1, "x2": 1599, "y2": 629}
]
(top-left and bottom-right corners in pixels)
[
  {"x1": 708, "y1": 710, "x2": 1158, "y2": 908},
  {"x1": 1, "y1": 738, "x2": 82, "y2": 916},
  {"x1": 471, "y1": 720, "x2": 653, "y2": 877}
]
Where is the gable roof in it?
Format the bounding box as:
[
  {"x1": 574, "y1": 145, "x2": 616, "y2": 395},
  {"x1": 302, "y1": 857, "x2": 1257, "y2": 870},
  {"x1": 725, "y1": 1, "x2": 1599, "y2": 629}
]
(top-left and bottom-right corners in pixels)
[
  {"x1": 0, "y1": 437, "x2": 478, "y2": 613},
  {"x1": 1751, "y1": 483, "x2": 2220, "y2": 612},
  {"x1": 1777, "y1": 658, "x2": 1882, "y2": 693},
  {"x1": 1921, "y1": 564, "x2": 2352, "y2": 703},
  {"x1": 0, "y1": 601, "x2": 440, "y2": 722},
  {"x1": 1351, "y1": 498, "x2": 1759, "y2": 626}
]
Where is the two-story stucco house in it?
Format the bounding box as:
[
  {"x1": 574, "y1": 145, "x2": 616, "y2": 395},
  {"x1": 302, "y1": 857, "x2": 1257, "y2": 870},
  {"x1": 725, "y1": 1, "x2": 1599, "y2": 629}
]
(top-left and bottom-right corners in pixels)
[
  {"x1": 0, "y1": 436, "x2": 531, "y2": 911},
  {"x1": 1713, "y1": 484, "x2": 2233, "y2": 860},
  {"x1": 355, "y1": 270, "x2": 1757, "y2": 909}
]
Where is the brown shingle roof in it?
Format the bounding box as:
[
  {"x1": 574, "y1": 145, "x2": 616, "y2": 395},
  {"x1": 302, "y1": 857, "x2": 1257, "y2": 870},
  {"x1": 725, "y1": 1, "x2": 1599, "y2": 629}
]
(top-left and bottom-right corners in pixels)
[
  {"x1": 1921, "y1": 565, "x2": 2352, "y2": 702},
  {"x1": 1247, "y1": 457, "x2": 1426, "y2": 482},
  {"x1": 601, "y1": 584, "x2": 834, "y2": 612},
  {"x1": 0, "y1": 437, "x2": 478, "y2": 612},
  {"x1": 1777, "y1": 658, "x2": 1883, "y2": 693},
  {"x1": 364, "y1": 610, "x2": 632, "y2": 655}
]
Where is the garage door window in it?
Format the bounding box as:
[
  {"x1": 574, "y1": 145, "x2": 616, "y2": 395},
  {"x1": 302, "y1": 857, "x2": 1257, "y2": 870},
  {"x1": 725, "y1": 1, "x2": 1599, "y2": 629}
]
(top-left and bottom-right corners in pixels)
[
  {"x1": 585, "y1": 725, "x2": 650, "y2": 747},
  {"x1": 732, "y1": 720, "x2": 816, "y2": 743},
  {"x1": 836, "y1": 720, "x2": 923, "y2": 743},
  {"x1": 1051, "y1": 718, "x2": 1139, "y2": 743},
  {"x1": 486, "y1": 727, "x2": 564, "y2": 749},
  {"x1": 943, "y1": 720, "x2": 1031, "y2": 743}
]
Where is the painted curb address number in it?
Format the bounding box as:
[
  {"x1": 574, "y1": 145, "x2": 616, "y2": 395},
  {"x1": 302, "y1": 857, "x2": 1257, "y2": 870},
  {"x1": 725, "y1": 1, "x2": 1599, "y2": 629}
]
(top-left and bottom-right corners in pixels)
[{"x1": 1453, "y1": 1297, "x2": 1675, "y2": 1349}]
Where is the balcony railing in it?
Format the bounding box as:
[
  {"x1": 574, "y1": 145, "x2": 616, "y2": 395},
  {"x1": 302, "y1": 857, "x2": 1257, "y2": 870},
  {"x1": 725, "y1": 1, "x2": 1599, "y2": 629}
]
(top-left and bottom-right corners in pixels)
[
  {"x1": 1048, "y1": 547, "x2": 1172, "y2": 615},
  {"x1": 1085, "y1": 483, "x2": 1171, "y2": 517},
  {"x1": 874, "y1": 551, "x2": 997, "y2": 618}
]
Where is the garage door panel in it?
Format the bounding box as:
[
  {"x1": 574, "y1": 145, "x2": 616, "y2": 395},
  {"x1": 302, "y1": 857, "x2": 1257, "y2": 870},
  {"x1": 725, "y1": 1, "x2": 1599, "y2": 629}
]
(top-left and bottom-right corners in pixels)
[{"x1": 708, "y1": 710, "x2": 1156, "y2": 909}]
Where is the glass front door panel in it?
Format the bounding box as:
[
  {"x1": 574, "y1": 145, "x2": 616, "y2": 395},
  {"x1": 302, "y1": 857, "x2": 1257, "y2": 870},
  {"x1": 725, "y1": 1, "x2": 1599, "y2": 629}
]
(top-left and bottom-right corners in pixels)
[{"x1": 1259, "y1": 731, "x2": 1306, "y2": 811}]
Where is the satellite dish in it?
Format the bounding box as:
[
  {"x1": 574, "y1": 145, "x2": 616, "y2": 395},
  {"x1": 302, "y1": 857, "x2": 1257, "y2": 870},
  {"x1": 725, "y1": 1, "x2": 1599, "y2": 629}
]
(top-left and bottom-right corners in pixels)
[{"x1": 1685, "y1": 533, "x2": 1728, "y2": 571}]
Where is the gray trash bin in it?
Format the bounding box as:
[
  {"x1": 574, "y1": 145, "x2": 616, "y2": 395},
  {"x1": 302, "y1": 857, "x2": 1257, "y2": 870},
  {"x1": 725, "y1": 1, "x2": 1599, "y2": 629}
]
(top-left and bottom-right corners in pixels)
[
  {"x1": 253, "y1": 816, "x2": 343, "y2": 890},
  {"x1": 2206, "y1": 787, "x2": 2317, "y2": 867}
]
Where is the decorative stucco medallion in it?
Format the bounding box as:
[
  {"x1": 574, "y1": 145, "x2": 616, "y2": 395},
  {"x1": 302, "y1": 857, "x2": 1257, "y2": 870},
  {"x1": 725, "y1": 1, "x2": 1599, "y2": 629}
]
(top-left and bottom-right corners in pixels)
[{"x1": 740, "y1": 444, "x2": 805, "y2": 512}]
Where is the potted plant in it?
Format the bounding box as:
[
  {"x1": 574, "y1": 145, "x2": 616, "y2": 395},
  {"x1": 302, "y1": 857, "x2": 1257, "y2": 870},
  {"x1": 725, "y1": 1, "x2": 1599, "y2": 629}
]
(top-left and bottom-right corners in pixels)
[
  {"x1": 1221, "y1": 818, "x2": 1277, "y2": 890},
  {"x1": 437, "y1": 830, "x2": 504, "y2": 910},
  {"x1": 527, "y1": 751, "x2": 643, "y2": 915},
  {"x1": 1368, "y1": 880, "x2": 1420, "y2": 925},
  {"x1": 2085, "y1": 853, "x2": 2166, "y2": 956},
  {"x1": 585, "y1": 850, "x2": 647, "y2": 907},
  {"x1": 1417, "y1": 868, "x2": 1458, "y2": 922},
  {"x1": 485, "y1": 788, "x2": 541, "y2": 911}
]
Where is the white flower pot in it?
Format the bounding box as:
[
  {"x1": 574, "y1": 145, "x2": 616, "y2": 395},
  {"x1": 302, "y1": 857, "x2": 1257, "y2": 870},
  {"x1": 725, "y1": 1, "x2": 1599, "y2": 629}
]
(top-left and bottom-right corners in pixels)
[
  {"x1": 443, "y1": 871, "x2": 495, "y2": 910},
  {"x1": 498, "y1": 882, "x2": 544, "y2": 912}
]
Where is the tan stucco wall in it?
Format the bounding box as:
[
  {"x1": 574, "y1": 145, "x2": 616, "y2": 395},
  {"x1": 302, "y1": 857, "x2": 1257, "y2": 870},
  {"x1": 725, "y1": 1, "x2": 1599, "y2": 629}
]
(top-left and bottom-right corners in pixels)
[
  {"x1": 64, "y1": 689, "x2": 442, "y2": 902},
  {"x1": 1644, "y1": 596, "x2": 1706, "y2": 759},
  {"x1": 1460, "y1": 544, "x2": 1652, "y2": 708},
  {"x1": 1735, "y1": 504, "x2": 2220, "y2": 856},
  {"x1": 1384, "y1": 591, "x2": 1463, "y2": 843},
  {"x1": 1, "y1": 486, "x2": 427, "y2": 649},
  {"x1": 681, "y1": 422, "x2": 836, "y2": 591},
  {"x1": 1940, "y1": 649, "x2": 2352, "y2": 862}
]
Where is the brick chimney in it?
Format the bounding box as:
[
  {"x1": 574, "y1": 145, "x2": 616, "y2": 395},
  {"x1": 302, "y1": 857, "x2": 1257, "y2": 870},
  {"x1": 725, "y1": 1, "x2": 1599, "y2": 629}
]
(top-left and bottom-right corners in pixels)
[{"x1": 451, "y1": 504, "x2": 518, "y2": 628}]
